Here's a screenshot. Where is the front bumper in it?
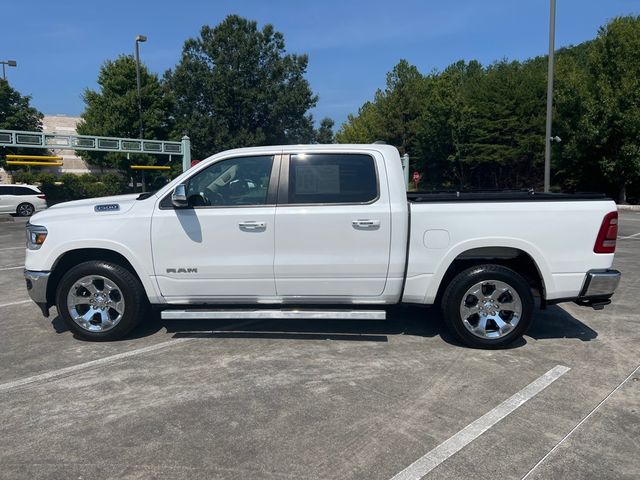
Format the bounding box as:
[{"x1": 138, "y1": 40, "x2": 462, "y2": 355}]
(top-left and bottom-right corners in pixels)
[
  {"x1": 24, "y1": 270, "x2": 51, "y2": 317},
  {"x1": 574, "y1": 269, "x2": 621, "y2": 310}
]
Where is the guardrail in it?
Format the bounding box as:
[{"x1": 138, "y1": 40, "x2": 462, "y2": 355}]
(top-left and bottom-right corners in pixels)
[{"x1": 0, "y1": 130, "x2": 191, "y2": 172}]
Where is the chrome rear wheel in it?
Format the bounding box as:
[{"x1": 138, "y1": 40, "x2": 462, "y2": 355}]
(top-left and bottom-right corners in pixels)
[
  {"x1": 441, "y1": 264, "x2": 534, "y2": 349},
  {"x1": 459, "y1": 280, "x2": 523, "y2": 339}
]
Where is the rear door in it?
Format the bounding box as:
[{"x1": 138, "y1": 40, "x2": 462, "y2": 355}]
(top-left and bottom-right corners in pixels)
[
  {"x1": 0, "y1": 186, "x2": 16, "y2": 213},
  {"x1": 273, "y1": 151, "x2": 392, "y2": 297}
]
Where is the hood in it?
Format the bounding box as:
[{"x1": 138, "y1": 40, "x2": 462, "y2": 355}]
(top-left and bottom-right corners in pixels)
[{"x1": 30, "y1": 193, "x2": 144, "y2": 224}]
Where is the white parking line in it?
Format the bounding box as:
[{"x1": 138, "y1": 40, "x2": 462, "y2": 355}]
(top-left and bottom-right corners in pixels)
[
  {"x1": 0, "y1": 339, "x2": 193, "y2": 393},
  {"x1": 521, "y1": 363, "x2": 640, "y2": 479},
  {"x1": 0, "y1": 299, "x2": 31, "y2": 308},
  {"x1": 0, "y1": 246, "x2": 24, "y2": 251},
  {"x1": 0, "y1": 318, "x2": 261, "y2": 393},
  {"x1": 390, "y1": 365, "x2": 570, "y2": 480},
  {"x1": 0, "y1": 265, "x2": 24, "y2": 271}
]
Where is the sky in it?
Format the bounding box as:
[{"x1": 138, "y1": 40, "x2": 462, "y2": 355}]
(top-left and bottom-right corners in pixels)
[{"x1": 1, "y1": 0, "x2": 638, "y2": 128}]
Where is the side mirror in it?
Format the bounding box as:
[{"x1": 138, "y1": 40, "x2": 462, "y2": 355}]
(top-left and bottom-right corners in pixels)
[{"x1": 171, "y1": 184, "x2": 189, "y2": 208}]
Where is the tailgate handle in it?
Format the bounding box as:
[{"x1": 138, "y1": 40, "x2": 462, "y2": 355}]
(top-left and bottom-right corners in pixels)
[{"x1": 352, "y1": 219, "x2": 380, "y2": 230}]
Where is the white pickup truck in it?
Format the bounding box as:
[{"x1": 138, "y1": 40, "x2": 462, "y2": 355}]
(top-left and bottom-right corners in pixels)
[{"x1": 24, "y1": 144, "x2": 621, "y2": 348}]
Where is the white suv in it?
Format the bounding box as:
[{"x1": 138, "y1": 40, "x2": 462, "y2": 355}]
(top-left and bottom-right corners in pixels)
[{"x1": 0, "y1": 184, "x2": 48, "y2": 216}]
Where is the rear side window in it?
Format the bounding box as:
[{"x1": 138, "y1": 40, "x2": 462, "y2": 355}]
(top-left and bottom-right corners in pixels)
[
  {"x1": 0, "y1": 186, "x2": 14, "y2": 195},
  {"x1": 288, "y1": 153, "x2": 378, "y2": 204},
  {"x1": 15, "y1": 186, "x2": 38, "y2": 195}
]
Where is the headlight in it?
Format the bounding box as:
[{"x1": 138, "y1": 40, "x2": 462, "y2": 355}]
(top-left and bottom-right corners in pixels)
[{"x1": 26, "y1": 224, "x2": 48, "y2": 250}]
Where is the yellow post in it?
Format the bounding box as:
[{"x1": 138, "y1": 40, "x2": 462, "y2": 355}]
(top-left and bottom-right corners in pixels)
[
  {"x1": 130, "y1": 165, "x2": 171, "y2": 170},
  {"x1": 5, "y1": 155, "x2": 63, "y2": 161},
  {"x1": 5, "y1": 161, "x2": 63, "y2": 167}
]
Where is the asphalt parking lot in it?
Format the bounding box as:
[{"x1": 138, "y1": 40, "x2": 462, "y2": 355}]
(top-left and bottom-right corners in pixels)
[{"x1": 0, "y1": 212, "x2": 638, "y2": 480}]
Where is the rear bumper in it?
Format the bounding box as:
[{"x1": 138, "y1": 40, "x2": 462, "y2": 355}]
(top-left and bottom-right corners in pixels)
[
  {"x1": 575, "y1": 269, "x2": 621, "y2": 310},
  {"x1": 24, "y1": 269, "x2": 51, "y2": 317},
  {"x1": 547, "y1": 269, "x2": 621, "y2": 310},
  {"x1": 579, "y1": 269, "x2": 621, "y2": 297}
]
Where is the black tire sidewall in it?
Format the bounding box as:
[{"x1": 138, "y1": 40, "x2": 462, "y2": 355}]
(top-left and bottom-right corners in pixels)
[
  {"x1": 442, "y1": 265, "x2": 534, "y2": 349},
  {"x1": 17, "y1": 203, "x2": 34, "y2": 216},
  {"x1": 56, "y1": 261, "x2": 145, "y2": 341}
]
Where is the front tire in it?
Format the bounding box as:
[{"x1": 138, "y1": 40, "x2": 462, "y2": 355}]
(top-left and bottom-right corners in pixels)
[
  {"x1": 441, "y1": 264, "x2": 534, "y2": 349},
  {"x1": 16, "y1": 202, "x2": 35, "y2": 216},
  {"x1": 56, "y1": 261, "x2": 147, "y2": 341}
]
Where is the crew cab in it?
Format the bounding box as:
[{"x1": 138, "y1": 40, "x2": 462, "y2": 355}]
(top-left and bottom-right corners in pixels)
[{"x1": 23, "y1": 144, "x2": 621, "y2": 348}]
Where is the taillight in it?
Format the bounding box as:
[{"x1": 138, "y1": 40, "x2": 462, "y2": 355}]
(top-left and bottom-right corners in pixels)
[
  {"x1": 594, "y1": 211, "x2": 618, "y2": 254},
  {"x1": 37, "y1": 195, "x2": 46, "y2": 199}
]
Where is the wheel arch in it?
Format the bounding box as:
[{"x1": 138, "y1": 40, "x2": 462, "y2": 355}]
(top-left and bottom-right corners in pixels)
[
  {"x1": 46, "y1": 248, "x2": 150, "y2": 307},
  {"x1": 432, "y1": 245, "x2": 548, "y2": 307}
]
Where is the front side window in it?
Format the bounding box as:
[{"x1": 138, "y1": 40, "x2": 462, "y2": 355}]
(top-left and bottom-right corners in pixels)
[
  {"x1": 288, "y1": 153, "x2": 378, "y2": 204},
  {"x1": 185, "y1": 155, "x2": 274, "y2": 207}
]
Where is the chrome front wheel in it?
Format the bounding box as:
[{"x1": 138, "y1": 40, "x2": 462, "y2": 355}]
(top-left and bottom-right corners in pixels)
[
  {"x1": 66, "y1": 275, "x2": 126, "y2": 332},
  {"x1": 459, "y1": 280, "x2": 523, "y2": 339},
  {"x1": 57, "y1": 260, "x2": 146, "y2": 341}
]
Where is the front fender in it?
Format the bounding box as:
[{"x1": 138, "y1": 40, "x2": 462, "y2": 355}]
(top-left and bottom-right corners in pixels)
[{"x1": 25, "y1": 212, "x2": 162, "y2": 304}]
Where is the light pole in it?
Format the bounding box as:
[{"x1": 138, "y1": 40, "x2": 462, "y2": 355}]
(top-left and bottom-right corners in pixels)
[
  {"x1": 544, "y1": 0, "x2": 556, "y2": 192},
  {"x1": 1, "y1": 60, "x2": 17, "y2": 80},
  {"x1": 134, "y1": 35, "x2": 147, "y2": 193},
  {"x1": 134, "y1": 35, "x2": 147, "y2": 139}
]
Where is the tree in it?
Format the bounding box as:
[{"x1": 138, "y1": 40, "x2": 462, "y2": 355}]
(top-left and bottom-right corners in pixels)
[
  {"x1": 337, "y1": 59, "x2": 427, "y2": 155},
  {"x1": 0, "y1": 79, "x2": 43, "y2": 131},
  {"x1": 584, "y1": 16, "x2": 640, "y2": 203},
  {"x1": 315, "y1": 117, "x2": 335, "y2": 143},
  {"x1": 336, "y1": 101, "x2": 384, "y2": 144},
  {"x1": 553, "y1": 43, "x2": 600, "y2": 192},
  {"x1": 415, "y1": 60, "x2": 481, "y2": 189},
  {"x1": 77, "y1": 55, "x2": 175, "y2": 171},
  {"x1": 0, "y1": 79, "x2": 44, "y2": 159},
  {"x1": 336, "y1": 16, "x2": 640, "y2": 200},
  {"x1": 166, "y1": 15, "x2": 318, "y2": 160},
  {"x1": 461, "y1": 58, "x2": 547, "y2": 189}
]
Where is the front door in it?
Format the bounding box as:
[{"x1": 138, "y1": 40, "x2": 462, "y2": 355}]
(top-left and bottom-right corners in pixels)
[
  {"x1": 274, "y1": 152, "x2": 392, "y2": 297},
  {"x1": 151, "y1": 154, "x2": 280, "y2": 300}
]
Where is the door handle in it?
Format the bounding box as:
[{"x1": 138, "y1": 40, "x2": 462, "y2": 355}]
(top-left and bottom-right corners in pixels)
[
  {"x1": 352, "y1": 219, "x2": 380, "y2": 230},
  {"x1": 239, "y1": 221, "x2": 266, "y2": 231}
]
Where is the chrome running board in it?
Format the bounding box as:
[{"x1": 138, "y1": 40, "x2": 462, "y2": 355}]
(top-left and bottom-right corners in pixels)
[{"x1": 160, "y1": 309, "x2": 386, "y2": 320}]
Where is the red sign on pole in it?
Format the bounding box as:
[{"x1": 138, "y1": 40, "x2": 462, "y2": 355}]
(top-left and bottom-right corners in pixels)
[{"x1": 412, "y1": 171, "x2": 421, "y2": 184}]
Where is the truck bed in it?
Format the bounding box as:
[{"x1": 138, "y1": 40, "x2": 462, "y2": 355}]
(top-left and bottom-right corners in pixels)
[{"x1": 402, "y1": 194, "x2": 616, "y2": 304}]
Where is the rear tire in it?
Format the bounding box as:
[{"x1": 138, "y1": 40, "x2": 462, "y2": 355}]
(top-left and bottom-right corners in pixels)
[
  {"x1": 55, "y1": 260, "x2": 147, "y2": 341},
  {"x1": 441, "y1": 264, "x2": 534, "y2": 349},
  {"x1": 16, "y1": 202, "x2": 35, "y2": 216}
]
